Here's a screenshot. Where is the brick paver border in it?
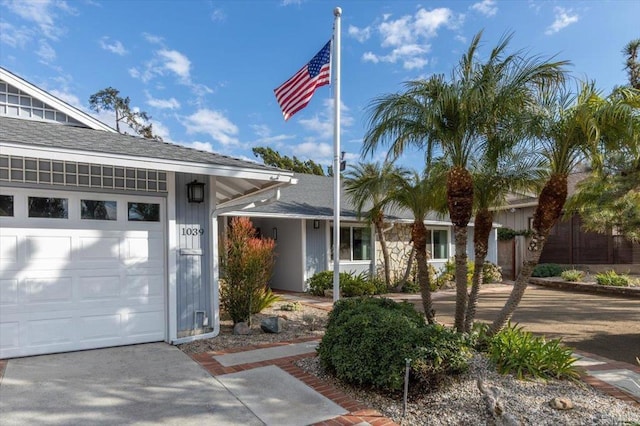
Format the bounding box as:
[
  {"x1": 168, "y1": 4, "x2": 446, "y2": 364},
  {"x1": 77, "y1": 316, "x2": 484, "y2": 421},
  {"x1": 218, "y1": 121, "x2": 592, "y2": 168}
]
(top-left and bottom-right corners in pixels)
[
  {"x1": 187, "y1": 339, "x2": 399, "y2": 425},
  {"x1": 574, "y1": 350, "x2": 640, "y2": 407}
]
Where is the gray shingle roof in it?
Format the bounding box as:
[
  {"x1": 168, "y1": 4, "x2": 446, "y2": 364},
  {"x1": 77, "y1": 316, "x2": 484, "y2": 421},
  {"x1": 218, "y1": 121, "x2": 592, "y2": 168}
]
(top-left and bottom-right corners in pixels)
[
  {"x1": 229, "y1": 173, "x2": 448, "y2": 223},
  {"x1": 0, "y1": 116, "x2": 284, "y2": 172}
]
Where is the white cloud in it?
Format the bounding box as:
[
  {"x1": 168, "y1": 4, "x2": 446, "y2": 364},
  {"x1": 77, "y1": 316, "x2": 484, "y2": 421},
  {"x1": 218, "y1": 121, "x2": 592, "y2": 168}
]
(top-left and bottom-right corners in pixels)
[
  {"x1": 298, "y1": 99, "x2": 353, "y2": 139},
  {"x1": 471, "y1": 0, "x2": 498, "y2": 17},
  {"x1": 293, "y1": 140, "x2": 332, "y2": 158},
  {"x1": 146, "y1": 93, "x2": 181, "y2": 109},
  {"x1": 281, "y1": 0, "x2": 304, "y2": 5},
  {"x1": 0, "y1": 22, "x2": 32, "y2": 48},
  {"x1": 211, "y1": 8, "x2": 226, "y2": 22},
  {"x1": 188, "y1": 141, "x2": 215, "y2": 152},
  {"x1": 142, "y1": 32, "x2": 163, "y2": 44},
  {"x1": 36, "y1": 39, "x2": 56, "y2": 63},
  {"x1": 182, "y1": 108, "x2": 239, "y2": 146},
  {"x1": 149, "y1": 119, "x2": 171, "y2": 141},
  {"x1": 158, "y1": 49, "x2": 191, "y2": 80},
  {"x1": 49, "y1": 89, "x2": 81, "y2": 108},
  {"x1": 348, "y1": 25, "x2": 371, "y2": 43},
  {"x1": 99, "y1": 36, "x2": 127, "y2": 55},
  {"x1": 363, "y1": 7, "x2": 460, "y2": 70},
  {"x1": 545, "y1": 7, "x2": 579, "y2": 35},
  {"x1": 3, "y1": 0, "x2": 75, "y2": 41},
  {"x1": 363, "y1": 44, "x2": 430, "y2": 69},
  {"x1": 249, "y1": 124, "x2": 295, "y2": 145}
]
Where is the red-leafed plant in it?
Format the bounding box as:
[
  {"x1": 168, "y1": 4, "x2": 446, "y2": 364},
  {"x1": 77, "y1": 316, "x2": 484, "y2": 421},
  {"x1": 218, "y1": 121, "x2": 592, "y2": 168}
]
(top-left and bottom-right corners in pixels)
[{"x1": 220, "y1": 217, "x2": 279, "y2": 324}]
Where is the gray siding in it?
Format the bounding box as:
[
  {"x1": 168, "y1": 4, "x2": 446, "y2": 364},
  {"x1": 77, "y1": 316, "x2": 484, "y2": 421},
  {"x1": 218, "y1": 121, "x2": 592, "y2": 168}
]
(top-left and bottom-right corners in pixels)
[
  {"x1": 305, "y1": 219, "x2": 327, "y2": 286},
  {"x1": 175, "y1": 173, "x2": 211, "y2": 333}
]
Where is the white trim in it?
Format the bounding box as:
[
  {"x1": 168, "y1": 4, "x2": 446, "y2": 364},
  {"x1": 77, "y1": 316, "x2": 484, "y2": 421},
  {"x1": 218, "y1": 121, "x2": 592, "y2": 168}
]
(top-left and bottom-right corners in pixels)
[
  {"x1": 301, "y1": 219, "x2": 307, "y2": 288},
  {"x1": 0, "y1": 143, "x2": 295, "y2": 182},
  {"x1": 0, "y1": 67, "x2": 116, "y2": 132},
  {"x1": 166, "y1": 172, "x2": 178, "y2": 342}
]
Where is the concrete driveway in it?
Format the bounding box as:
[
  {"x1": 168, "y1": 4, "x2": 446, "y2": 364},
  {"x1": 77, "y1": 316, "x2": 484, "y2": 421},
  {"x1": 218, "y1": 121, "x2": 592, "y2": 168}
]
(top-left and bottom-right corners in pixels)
[
  {"x1": 0, "y1": 343, "x2": 263, "y2": 426},
  {"x1": 429, "y1": 285, "x2": 640, "y2": 365}
]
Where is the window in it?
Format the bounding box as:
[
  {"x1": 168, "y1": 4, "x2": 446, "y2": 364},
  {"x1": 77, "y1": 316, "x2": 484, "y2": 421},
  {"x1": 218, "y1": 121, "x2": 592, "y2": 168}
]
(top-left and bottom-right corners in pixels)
[
  {"x1": 128, "y1": 202, "x2": 160, "y2": 222},
  {"x1": 330, "y1": 226, "x2": 372, "y2": 261},
  {"x1": 28, "y1": 197, "x2": 68, "y2": 218},
  {"x1": 427, "y1": 229, "x2": 449, "y2": 260},
  {"x1": 81, "y1": 200, "x2": 117, "y2": 220},
  {"x1": 0, "y1": 195, "x2": 13, "y2": 216}
]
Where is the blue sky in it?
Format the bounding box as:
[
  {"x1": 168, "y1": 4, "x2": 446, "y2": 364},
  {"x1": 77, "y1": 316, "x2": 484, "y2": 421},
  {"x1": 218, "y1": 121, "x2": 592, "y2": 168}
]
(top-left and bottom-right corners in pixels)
[{"x1": 1, "y1": 0, "x2": 638, "y2": 171}]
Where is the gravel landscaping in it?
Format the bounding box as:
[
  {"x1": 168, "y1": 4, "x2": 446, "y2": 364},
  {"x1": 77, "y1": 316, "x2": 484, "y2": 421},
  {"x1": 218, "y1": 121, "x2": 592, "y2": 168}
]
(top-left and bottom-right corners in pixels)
[{"x1": 178, "y1": 299, "x2": 640, "y2": 425}]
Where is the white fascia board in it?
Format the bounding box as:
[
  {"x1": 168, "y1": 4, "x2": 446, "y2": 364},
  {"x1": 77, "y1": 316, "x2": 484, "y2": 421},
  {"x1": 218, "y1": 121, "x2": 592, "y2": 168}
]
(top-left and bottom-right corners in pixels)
[
  {"x1": 0, "y1": 68, "x2": 116, "y2": 133},
  {"x1": 1, "y1": 143, "x2": 295, "y2": 183}
]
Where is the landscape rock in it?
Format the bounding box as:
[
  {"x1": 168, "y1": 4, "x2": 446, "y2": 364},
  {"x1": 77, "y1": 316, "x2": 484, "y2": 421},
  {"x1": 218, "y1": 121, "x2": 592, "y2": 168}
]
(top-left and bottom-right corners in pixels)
[
  {"x1": 549, "y1": 397, "x2": 574, "y2": 410},
  {"x1": 233, "y1": 322, "x2": 251, "y2": 335},
  {"x1": 261, "y1": 316, "x2": 286, "y2": 333}
]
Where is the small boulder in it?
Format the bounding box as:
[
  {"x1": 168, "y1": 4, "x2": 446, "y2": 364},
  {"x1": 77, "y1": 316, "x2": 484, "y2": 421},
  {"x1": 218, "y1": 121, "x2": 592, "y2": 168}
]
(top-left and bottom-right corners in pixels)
[
  {"x1": 233, "y1": 322, "x2": 251, "y2": 335},
  {"x1": 261, "y1": 316, "x2": 286, "y2": 334},
  {"x1": 549, "y1": 397, "x2": 574, "y2": 410}
]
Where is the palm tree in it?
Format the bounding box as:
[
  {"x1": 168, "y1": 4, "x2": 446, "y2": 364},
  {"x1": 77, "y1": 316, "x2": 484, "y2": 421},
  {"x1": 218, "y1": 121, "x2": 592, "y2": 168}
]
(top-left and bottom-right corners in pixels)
[
  {"x1": 564, "y1": 86, "x2": 640, "y2": 242},
  {"x1": 624, "y1": 39, "x2": 640, "y2": 89},
  {"x1": 343, "y1": 162, "x2": 409, "y2": 287},
  {"x1": 388, "y1": 166, "x2": 447, "y2": 324},
  {"x1": 464, "y1": 148, "x2": 544, "y2": 332},
  {"x1": 490, "y1": 82, "x2": 636, "y2": 333},
  {"x1": 363, "y1": 31, "x2": 568, "y2": 331}
]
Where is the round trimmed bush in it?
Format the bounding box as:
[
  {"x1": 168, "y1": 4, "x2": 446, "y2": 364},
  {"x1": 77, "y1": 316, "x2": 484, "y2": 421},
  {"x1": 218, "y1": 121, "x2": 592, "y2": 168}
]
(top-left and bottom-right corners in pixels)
[{"x1": 318, "y1": 297, "x2": 472, "y2": 392}]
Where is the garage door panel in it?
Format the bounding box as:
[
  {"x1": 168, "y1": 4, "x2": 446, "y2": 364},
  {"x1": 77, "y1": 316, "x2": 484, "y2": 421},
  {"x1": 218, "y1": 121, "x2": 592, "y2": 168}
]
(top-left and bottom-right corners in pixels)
[
  {"x1": 27, "y1": 236, "x2": 72, "y2": 260},
  {"x1": 0, "y1": 190, "x2": 166, "y2": 359},
  {"x1": 79, "y1": 274, "x2": 122, "y2": 300},
  {"x1": 78, "y1": 236, "x2": 121, "y2": 259},
  {"x1": 0, "y1": 279, "x2": 18, "y2": 306},
  {"x1": 0, "y1": 235, "x2": 18, "y2": 264},
  {"x1": 25, "y1": 276, "x2": 73, "y2": 303},
  {"x1": 28, "y1": 317, "x2": 74, "y2": 346}
]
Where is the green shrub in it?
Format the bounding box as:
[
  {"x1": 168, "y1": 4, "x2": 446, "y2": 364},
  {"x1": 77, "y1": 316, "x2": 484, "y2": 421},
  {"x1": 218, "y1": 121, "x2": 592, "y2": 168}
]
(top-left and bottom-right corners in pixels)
[
  {"x1": 279, "y1": 301, "x2": 303, "y2": 311},
  {"x1": 307, "y1": 271, "x2": 388, "y2": 296},
  {"x1": 595, "y1": 270, "x2": 630, "y2": 286},
  {"x1": 401, "y1": 279, "x2": 421, "y2": 293},
  {"x1": 487, "y1": 323, "x2": 579, "y2": 380},
  {"x1": 318, "y1": 297, "x2": 471, "y2": 392},
  {"x1": 306, "y1": 271, "x2": 351, "y2": 296},
  {"x1": 482, "y1": 262, "x2": 503, "y2": 283},
  {"x1": 220, "y1": 217, "x2": 276, "y2": 325},
  {"x1": 560, "y1": 269, "x2": 585, "y2": 282},
  {"x1": 532, "y1": 263, "x2": 564, "y2": 278}
]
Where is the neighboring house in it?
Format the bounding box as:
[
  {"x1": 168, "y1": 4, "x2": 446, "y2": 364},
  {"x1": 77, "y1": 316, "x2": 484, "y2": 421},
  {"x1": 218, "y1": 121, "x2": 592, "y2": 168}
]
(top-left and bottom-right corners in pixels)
[
  {"x1": 0, "y1": 67, "x2": 295, "y2": 358},
  {"x1": 495, "y1": 172, "x2": 640, "y2": 279},
  {"x1": 221, "y1": 173, "x2": 499, "y2": 292}
]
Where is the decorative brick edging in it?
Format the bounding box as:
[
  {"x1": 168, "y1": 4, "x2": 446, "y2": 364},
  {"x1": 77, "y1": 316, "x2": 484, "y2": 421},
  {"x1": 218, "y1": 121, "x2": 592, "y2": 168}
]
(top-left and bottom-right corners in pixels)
[
  {"x1": 188, "y1": 341, "x2": 399, "y2": 426},
  {"x1": 574, "y1": 350, "x2": 640, "y2": 407}
]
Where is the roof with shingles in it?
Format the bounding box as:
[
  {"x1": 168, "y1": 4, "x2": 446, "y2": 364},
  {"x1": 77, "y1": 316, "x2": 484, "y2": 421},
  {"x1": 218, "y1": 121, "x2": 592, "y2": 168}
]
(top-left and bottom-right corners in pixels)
[
  {"x1": 0, "y1": 116, "x2": 284, "y2": 173},
  {"x1": 224, "y1": 172, "x2": 450, "y2": 223}
]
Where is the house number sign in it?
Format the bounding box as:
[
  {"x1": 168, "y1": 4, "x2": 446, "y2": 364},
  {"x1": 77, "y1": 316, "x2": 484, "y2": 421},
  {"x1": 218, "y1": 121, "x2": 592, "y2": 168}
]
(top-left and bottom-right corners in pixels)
[{"x1": 181, "y1": 227, "x2": 204, "y2": 236}]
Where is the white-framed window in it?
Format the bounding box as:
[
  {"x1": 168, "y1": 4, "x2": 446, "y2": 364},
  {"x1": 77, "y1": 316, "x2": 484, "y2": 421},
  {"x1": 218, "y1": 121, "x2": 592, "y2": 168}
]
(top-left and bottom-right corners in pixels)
[
  {"x1": 330, "y1": 225, "x2": 372, "y2": 261},
  {"x1": 427, "y1": 228, "x2": 449, "y2": 260}
]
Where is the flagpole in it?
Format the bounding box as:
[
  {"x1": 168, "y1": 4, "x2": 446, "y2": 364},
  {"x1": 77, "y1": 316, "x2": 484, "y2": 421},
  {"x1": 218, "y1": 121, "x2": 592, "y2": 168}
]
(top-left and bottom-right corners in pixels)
[{"x1": 332, "y1": 6, "x2": 342, "y2": 303}]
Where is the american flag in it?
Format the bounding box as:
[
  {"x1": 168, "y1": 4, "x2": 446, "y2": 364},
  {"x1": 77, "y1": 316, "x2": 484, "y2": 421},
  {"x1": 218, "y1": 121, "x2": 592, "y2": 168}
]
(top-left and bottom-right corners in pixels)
[{"x1": 274, "y1": 41, "x2": 331, "y2": 121}]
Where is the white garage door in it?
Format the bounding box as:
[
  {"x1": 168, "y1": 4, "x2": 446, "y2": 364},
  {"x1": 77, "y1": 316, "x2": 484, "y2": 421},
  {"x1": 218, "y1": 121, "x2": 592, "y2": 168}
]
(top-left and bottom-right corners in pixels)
[{"x1": 0, "y1": 188, "x2": 166, "y2": 358}]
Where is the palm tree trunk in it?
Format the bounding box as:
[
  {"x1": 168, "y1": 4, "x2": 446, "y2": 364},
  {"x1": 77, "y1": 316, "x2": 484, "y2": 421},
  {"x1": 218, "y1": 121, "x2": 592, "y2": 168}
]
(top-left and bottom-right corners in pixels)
[
  {"x1": 402, "y1": 246, "x2": 415, "y2": 286},
  {"x1": 413, "y1": 222, "x2": 436, "y2": 324},
  {"x1": 490, "y1": 174, "x2": 568, "y2": 333},
  {"x1": 453, "y1": 225, "x2": 469, "y2": 331},
  {"x1": 375, "y1": 218, "x2": 392, "y2": 288},
  {"x1": 447, "y1": 166, "x2": 474, "y2": 332},
  {"x1": 464, "y1": 208, "x2": 493, "y2": 333}
]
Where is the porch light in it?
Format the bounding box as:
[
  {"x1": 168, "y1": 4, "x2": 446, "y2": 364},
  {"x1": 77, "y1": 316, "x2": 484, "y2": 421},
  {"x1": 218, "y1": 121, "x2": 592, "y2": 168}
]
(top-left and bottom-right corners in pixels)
[
  {"x1": 187, "y1": 180, "x2": 206, "y2": 203},
  {"x1": 313, "y1": 219, "x2": 320, "y2": 229},
  {"x1": 272, "y1": 227, "x2": 278, "y2": 240}
]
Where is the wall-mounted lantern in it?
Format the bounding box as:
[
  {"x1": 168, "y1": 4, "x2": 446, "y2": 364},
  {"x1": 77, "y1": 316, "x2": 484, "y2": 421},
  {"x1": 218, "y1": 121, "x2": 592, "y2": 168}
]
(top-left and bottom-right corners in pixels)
[
  {"x1": 313, "y1": 219, "x2": 320, "y2": 229},
  {"x1": 187, "y1": 180, "x2": 206, "y2": 203},
  {"x1": 272, "y1": 227, "x2": 278, "y2": 240}
]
